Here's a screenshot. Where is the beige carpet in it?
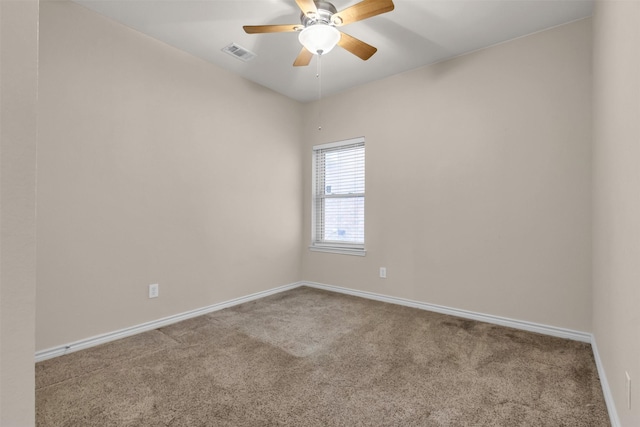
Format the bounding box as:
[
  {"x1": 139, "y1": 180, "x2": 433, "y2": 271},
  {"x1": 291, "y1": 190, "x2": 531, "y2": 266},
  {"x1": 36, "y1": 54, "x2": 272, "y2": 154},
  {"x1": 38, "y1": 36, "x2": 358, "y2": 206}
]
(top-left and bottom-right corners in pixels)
[{"x1": 36, "y1": 287, "x2": 610, "y2": 426}]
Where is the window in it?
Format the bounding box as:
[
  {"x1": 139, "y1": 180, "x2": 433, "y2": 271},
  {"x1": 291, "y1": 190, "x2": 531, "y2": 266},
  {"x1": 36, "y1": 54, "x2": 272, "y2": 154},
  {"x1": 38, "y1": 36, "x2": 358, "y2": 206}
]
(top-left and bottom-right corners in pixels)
[{"x1": 311, "y1": 137, "x2": 365, "y2": 256}]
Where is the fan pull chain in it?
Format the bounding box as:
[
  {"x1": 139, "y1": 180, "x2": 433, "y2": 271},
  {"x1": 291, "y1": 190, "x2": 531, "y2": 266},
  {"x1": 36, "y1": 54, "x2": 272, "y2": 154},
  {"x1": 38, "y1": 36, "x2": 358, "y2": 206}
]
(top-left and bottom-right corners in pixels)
[{"x1": 317, "y1": 53, "x2": 322, "y2": 131}]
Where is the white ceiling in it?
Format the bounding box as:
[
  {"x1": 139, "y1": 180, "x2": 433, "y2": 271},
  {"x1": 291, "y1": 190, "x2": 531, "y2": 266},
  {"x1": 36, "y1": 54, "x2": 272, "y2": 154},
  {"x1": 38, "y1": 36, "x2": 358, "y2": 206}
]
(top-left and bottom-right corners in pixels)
[{"x1": 73, "y1": 0, "x2": 593, "y2": 102}]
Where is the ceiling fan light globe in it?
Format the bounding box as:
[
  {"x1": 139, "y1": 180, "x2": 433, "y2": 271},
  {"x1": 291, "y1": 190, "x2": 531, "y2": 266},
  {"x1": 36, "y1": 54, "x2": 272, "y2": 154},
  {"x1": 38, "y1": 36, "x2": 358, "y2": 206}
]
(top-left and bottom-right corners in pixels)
[{"x1": 298, "y1": 24, "x2": 340, "y2": 55}]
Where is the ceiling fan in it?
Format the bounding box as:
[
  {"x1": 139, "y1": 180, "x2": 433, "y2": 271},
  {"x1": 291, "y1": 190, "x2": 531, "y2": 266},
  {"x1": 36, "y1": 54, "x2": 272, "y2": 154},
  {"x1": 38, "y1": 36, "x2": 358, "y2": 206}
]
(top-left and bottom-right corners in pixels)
[{"x1": 243, "y1": 0, "x2": 395, "y2": 67}]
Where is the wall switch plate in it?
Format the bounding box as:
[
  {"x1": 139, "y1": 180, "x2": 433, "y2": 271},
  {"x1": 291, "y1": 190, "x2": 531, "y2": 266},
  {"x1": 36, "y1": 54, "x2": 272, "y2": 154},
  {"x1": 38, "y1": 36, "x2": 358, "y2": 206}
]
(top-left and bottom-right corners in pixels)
[
  {"x1": 149, "y1": 283, "x2": 159, "y2": 299},
  {"x1": 379, "y1": 267, "x2": 387, "y2": 279},
  {"x1": 626, "y1": 371, "x2": 631, "y2": 409}
]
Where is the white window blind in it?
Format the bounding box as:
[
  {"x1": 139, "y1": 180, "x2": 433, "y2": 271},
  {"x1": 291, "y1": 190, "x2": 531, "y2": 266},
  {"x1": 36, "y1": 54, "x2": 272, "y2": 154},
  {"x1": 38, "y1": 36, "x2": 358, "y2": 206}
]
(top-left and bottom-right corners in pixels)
[{"x1": 312, "y1": 137, "x2": 365, "y2": 254}]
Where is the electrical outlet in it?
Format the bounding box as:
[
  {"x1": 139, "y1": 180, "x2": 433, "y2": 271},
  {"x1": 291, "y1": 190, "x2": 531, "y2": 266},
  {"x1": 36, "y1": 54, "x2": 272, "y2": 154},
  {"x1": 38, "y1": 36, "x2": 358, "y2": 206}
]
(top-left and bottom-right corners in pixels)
[
  {"x1": 379, "y1": 267, "x2": 387, "y2": 279},
  {"x1": 626, "y1": 371, "x2": 631, "y2": 409},
  {"x1": 149, "y1": 283, "x2": 159, "y2": 299}
]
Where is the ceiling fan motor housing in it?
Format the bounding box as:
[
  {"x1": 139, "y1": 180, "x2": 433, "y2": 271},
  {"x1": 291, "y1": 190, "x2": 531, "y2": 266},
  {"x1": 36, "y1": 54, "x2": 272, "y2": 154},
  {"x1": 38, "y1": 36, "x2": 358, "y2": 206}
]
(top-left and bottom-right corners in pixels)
[{"x1": 301, "y1": 1, "x2": 339, "y2": 27}]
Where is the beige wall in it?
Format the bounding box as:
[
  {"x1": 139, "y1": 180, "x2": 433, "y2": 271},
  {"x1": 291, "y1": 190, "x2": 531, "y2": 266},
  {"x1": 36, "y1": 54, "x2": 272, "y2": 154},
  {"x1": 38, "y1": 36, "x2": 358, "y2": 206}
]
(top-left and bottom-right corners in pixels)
[
  {"x1": 0, "y1": 0, "x2": 39, "y2": 424},
  {"x1": 592, "y1": 0, "x2": 640, "y2": 424},
  {"x1": 301, "y1": 19, "x2": 593, "y2": 332},
  {"x1": 36, "y1": 1, "x2": 302, "y2": 351}
]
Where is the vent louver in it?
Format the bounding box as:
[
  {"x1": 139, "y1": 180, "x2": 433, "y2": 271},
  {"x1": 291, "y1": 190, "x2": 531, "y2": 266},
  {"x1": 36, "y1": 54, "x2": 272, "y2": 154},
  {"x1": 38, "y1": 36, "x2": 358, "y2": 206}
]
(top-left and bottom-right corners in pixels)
[{"x1": 222, "y1": 43, "x2": 257, "y2": 62}]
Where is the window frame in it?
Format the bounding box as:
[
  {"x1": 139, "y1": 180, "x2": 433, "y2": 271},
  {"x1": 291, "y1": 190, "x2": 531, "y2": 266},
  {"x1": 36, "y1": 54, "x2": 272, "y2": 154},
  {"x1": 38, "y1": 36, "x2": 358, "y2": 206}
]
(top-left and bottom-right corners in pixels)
[{"x1": 310, "y1": 137, "x2": 366, "y2": 257}]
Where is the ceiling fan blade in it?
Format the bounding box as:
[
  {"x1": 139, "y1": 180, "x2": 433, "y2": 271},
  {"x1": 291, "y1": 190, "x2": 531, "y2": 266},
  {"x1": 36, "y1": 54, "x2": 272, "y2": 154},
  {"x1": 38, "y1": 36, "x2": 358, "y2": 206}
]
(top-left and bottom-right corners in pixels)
[
  {"x1": 243, "y1": 24, "x2": 301, "y2": 34},
  {"x1": 333, "y1": 0, "x2": 394, "y2": 26},
  {"x1": 295, "y1": 0, "x2": 318, "y2": 17},
  {"x1": 338, "y1": 32, "x2": 377, "y2": 61},
  {"x1": 293, "y1": 47, "x2": 314, "y2": 67}
]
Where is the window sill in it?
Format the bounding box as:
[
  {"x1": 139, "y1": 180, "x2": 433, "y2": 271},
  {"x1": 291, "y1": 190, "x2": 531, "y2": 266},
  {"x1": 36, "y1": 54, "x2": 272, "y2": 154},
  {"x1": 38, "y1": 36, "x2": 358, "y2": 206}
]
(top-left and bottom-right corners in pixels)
[{"x1": 309, "y1": 245, "x2": 367, "y2": 257}]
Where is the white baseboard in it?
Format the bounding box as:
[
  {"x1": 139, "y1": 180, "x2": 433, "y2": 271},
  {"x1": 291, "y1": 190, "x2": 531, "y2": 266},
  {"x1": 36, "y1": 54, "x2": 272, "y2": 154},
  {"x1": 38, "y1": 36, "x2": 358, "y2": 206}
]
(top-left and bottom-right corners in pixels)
[
  {"x1": 591, "y1": 336, "x2": 621, "y2": 427},
  {"x1": 34, "y1": 282, "x2": 300, "y2": 362},
  {"x1": 301, "y1": 281, "x2": 592, "y2": 342},
  {"x1": 37, "y1": 280, "x2": 592, "y2": 363}
]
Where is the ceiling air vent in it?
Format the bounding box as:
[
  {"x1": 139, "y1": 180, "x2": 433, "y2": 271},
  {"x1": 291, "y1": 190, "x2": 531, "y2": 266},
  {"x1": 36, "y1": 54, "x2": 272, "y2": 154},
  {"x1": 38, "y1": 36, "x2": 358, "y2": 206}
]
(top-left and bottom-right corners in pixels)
[{"x1": 222, "y1": 43, "x2": 257, "y2": 62}]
